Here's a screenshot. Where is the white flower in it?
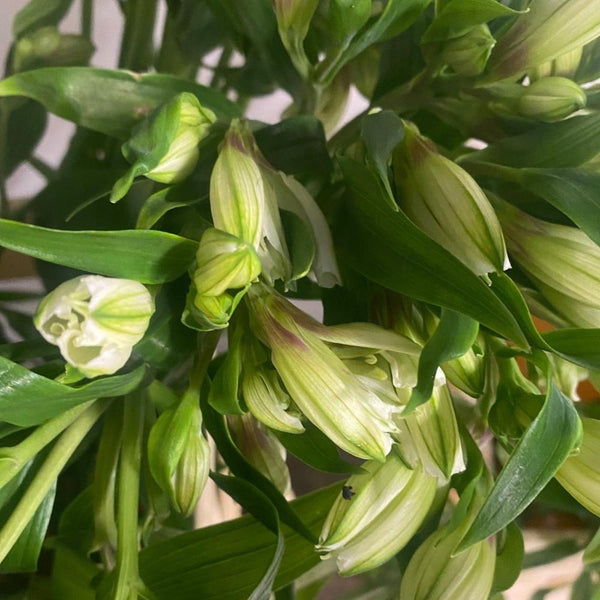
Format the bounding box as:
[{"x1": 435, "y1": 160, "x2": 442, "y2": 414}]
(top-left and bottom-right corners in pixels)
[{"x1": 34, "y1": 275, "x2": 154, "y2": 378}]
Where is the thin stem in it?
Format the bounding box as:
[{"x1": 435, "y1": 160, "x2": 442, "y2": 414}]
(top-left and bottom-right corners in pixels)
[
  {"x1": 28, "y1": 156, "x2": 57, "y2": 181},
  {"x1": 118, "y1": 0, "x2": 158, "y2": 71},
  {"x1": 82, "y1": 0, "x2": 93, "y2": 39},
  {"x1": 0, "y1": 401, "x2": 95, "y2": 490},
  {"x1": 113, "y1": 393, "x2": 145, "y2": 600},
  {"x1": 0, "y1": 401, "x2": 107, "y2": 563},
  {"x1": 0, "y1": 104, "x2": 10, "y2": 219},
  {"x1": 189, "y1": 331, "x2": 222, "y2": 393}
]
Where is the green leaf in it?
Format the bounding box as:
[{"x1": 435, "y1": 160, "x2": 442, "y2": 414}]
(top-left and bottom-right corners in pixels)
[
  {"x1": 524, "y1": 539, "x2": 581, "y2": 568},
  {"x1": 0, "y1": 67, "x2": 240, "y2": 139},
  {"x1": 542, "y1": 329, "x2": 600, "y2": 372},
  {"x1": 422, "y1": 0, "x2": 522, "y2": 43},
  {"x1": 339, "y1": 156, "x2": 527, "y2": 346},
  {"x1": 202, "y1": 388, "x2": 316, "y2": 542},
  {"x1": 584, "y1": 526, "x2": 600, "y2": 564},
  {"x1": 458, "y1": 382, "x2": 581, "y2": 551},
  {"x1": 0, "y1": 359, "x2": 145, "y2": 426},
  {"x1": 281, "y1": 210, "x2": 316, "y2": 282},
  {"x1": 327, "y1": 0, "x2": 432, "y2": 81},
  {"x1": 274, "y1": 421, "x2": 362, "y2": 474},
  {"x1": 516, "y1": 169, "x2": 600, "y2": 248},
  {"x1": 210, "y1": 473, "x2": 284, "y2": 600},
  {"x1": 208, "y1": 328, "x2": 244, "y2": 415},
  {"x1": 0, "y1": 219, "x2": 197, "y2": 284},
  {"x1": 255, "y1": 117, "x2": 332, "y2": 176},
  {"x1": 0, "y1": 457, "x2": 56, "y2": 574},
  {"x1": 0, "y1": 339, "x2": 58, "y2": 362},
  {"x1": 490, "y1": 522, "x2": 524, "y2": 594},
  {"x1": 138, "y1": 484, "x2": 341, "y2": 600},
  {"x1": 13, "y1": 0, "x2": 73, "y2": 37},
  {"x1": 461, "y1": 113, "x2": 600, "y2": 169},
  {"x1": 136, "y1": 187, "x2": 205, "y2": 230},
  {"x1": 360, "y1": 110, "x2": 404, "y2": 210},
  {"x1": 405, "y1": 308, "x2": 479, "y2": 414}
]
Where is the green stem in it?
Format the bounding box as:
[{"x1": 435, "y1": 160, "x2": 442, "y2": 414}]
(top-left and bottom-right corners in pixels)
[
  {"x1": 113, "y1": 394, "x2": 145, "y2": 600},
  {"x1": 0, "y1": 401, "x2": 95, "y2": 490},
  {"x1": 189, "y1": 331, "x2": 222, "y2": 393},
  {"x1": 118, "y1": 0, "x2": 158, "y2": 71},
  {"x1": 0, "y1": 401, "x2": 107, "y2": 563},
  {"x1": 82, "y1": 0, "x2": 93, "y2": 39},
  {"x1": 0, "y1": 105, "x2": 10, "y2": 219}
]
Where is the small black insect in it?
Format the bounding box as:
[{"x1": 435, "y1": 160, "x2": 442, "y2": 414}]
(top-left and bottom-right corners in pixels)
[{"x1": 342, "y1": 485, "x2": 356, "y2": 500}]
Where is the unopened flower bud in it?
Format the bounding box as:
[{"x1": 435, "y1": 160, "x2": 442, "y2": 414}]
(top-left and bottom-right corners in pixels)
[
  {"x1": 273, "y1": 0, "x2": 320, "y2": 54},
  {"x1": 111, "y1": 92, "x2": 215, "y2": 202},
  {"x1": 393, "y1": 123, "x2": 508, "y2": 278},
  {"x1": 34, "y1": 275, "x2": 154, "y2": 378},
  {"x1": 556, "y1": 417, "x2": 600, "y2": 516},
  {"x1": 487, "y1": 0, "x2": 600, "y2": 80},
  {"x1": 228, "y1": 413, "x2": 291, "y2": 495},
  {"x1": 441, "y1": 25, "x2": 495, "y2": 77},
  {"x1": 193, "y1": 228, "x2": 262, "y2": 297},
  {"x1": 395, "y1": 385, "x2": 465, "y2": 481},
  {"x1": 13, "y1": 26, "x2": 93, "y2": 72},
  {"x1": 317, "y1": 452, "x2": 437, "y2": 575},
  {"x1": 399, "y1": 525, "x2": 495, "y2": 600},
  {"x1": 497, "y1": 201, "x2": 600, "y2": 328},
  {"x1": 148, "y1": 391, "x2": 210, "y2": 516},
  {"x1": 517, "y1": 77, "x2": 586, "y2": 122}
]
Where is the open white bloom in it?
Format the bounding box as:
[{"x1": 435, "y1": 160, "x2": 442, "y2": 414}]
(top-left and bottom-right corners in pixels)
[{"x1": 34, "y1": 275, "x2": 154, "y2": 378}]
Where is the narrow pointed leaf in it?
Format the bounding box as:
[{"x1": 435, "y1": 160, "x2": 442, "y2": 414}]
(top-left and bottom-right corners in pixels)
[
  {"x1": 0, "y1": 358, "x2": 145, "y2": 426},
  {"x1": 406, "y1": 308, "x2": 479, "y2": 413},
  {"x1": 458, "y1": 382, "x2": 581, "y2": 551},
  {"x1": 0, "y1": 219, "x2": 197, "y2": 283}
]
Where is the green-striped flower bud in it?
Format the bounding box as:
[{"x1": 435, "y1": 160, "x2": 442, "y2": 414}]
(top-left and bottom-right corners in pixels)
[
  {"x1": 148, "y1": 391, "x2": 210, "y2": 517},
  {"x1": 111, "y1": 93, "x2": 215, "y2": 202},
  {"x1": 228, "y1": 413, "x2": 291, "y2": 495},
  {"x1": 185, "y1": 228, "x2": 262, "y2": 331},
  {"x1": 517, "y1": 77, "x2": 586, "y2": 122},
  {"x1": 13, "y1": 26, "x2": 93, "y2": 72},
  {"x1": 317, "y1": 452, "x2": 438, "y2": 575},
  {"x1": 34, "y1": 275, "x2": 154, "y2": 378},
  {"x1": 497, "y1": 201, "x2": 600, "y2": 328},
  {"x1": 394, "y1": 385, "x2": 465, "y2": 482},
  {"x1": 193, "y1": 228, "x2": 262, "y2": 298},
  {"x1": 393, "y1": 123, "x2": 508, "y2": 278},
  {"x1": 247, "y1": 284, "x2": 421, "y2": 461},
  {"x1": 441, "y1": 25, "x2": 495, "y2": 77},
  {"x1": 273, "y1": 0, "x2": 319, "y2": 55},
  {"x1": 530, "y1": 47, "x2": 584, "y2": 81},
  {"x1": 556, "y1": 417, "x2": 600, "y2": 516},
  {"x1": 210, "y1": 120, "x2": 265, "y2": 247},
  {"x1": 487, "y1": 0, "x2": 600, "y2": 80},
  {"x1": 398, "y1": 525, "x2": 495, "y2": 600}
]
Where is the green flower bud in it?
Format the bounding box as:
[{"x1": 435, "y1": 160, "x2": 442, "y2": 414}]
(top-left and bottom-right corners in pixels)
[
  {"x1": 329, "y1": 0, "x2": 372, "y2": 47},
  {"x1": 247, "y1": 284, "x2": 421, "y2": 461},
  {"x1": 184, "y1": 292, "x2": 235, "y2": 331},
  {"x1": 393, "y1": 124, "x2": 508, "y2": 278},
  {"x1": 395, "y1": 385, "x2": 465, "y2": 482},
  {"x1": 148, "y1": 391, "x2": 210, "y2": 517},
  {"x1": 111, "y1": 92, "x2": 215, "y2": 202},
  {"x1": 193, "y1": 228, "x2": 262, "y2": 297},
  {"x1": 398, "y1": 525, "x2": 495, "y2": 600},
  {"x1": 488, "y1": 0, "x2": 600, "y2": 80},
  {"x1": 317, "y1": 452, "x2": 438, "y2": 575},
  {"x1": 13, "y1": 26, "x2": 94, "y2": 72},
  {"x1": 530, "y1": 47, "x2": 584, "y2": 81},
  {"x1": 34, "y1": 275, "x2": 154, "y2": 378},
  {"x1": 517, "y1": 77, "x2": 586, "y2": 122},
  {"x1": 442, "y1": 347, "x2": 485, "y2": 397},
  {"x1": 228, "y1": 413, "x2": 291, "y2": 495},
  {"x1": 497, "y1": 201, "x2": 600, "y2": 328},
  {"x1": 556, "y1": 417, "x2": 600, "y2": 516},
  {"x1": 441, "y1": 25, "x2": 495, "y2": 77},
  {"x1": 210, "y1": 119, "x2": 265, "y2": 247}
]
